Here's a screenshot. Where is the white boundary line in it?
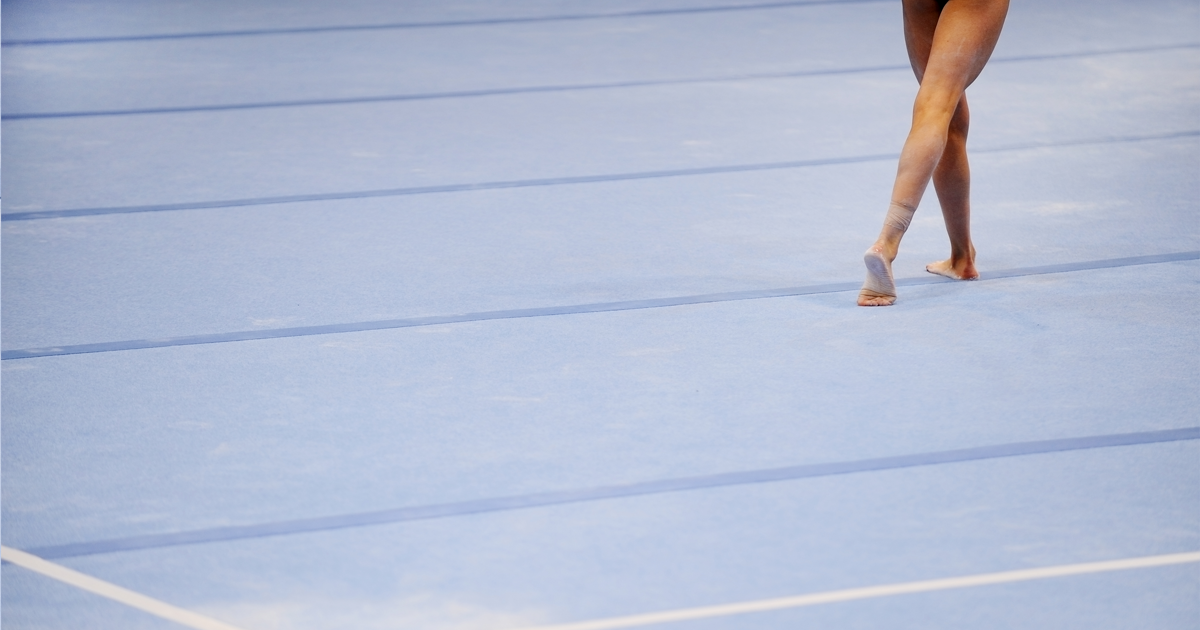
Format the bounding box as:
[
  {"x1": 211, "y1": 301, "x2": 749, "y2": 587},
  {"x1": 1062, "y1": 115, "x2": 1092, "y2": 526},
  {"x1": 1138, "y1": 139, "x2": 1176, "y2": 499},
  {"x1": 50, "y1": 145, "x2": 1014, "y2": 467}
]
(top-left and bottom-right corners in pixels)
[
  {"x1": 6, "y1": 544, "x2": 1196, "y2": 630},
  {"x1": 514, "y1": 551, "x2": 1200, "y2": 630},
  {"x1": 1, "y1": 545, "x2": 249, "y2": 630}
]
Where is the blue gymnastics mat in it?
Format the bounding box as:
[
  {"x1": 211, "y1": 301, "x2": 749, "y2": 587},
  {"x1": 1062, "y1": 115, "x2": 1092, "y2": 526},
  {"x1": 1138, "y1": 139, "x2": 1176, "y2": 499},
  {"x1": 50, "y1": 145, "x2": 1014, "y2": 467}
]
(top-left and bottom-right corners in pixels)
[{"x1": 3, "y1": 1, "x2": 1198, "y2": 628}]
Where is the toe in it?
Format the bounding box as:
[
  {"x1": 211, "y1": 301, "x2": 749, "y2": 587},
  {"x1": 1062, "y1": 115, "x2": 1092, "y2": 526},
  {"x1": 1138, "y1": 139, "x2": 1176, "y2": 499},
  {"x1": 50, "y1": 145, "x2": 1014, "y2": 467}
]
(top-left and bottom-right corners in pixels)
[{"x1": 857, "y1": 292, "x2": 896, "y2": 307}]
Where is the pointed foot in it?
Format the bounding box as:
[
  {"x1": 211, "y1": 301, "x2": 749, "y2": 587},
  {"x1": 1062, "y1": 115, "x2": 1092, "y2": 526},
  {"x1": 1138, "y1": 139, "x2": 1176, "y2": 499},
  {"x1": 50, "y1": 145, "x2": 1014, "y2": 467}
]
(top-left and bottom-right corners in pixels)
[{"x1": 859, "y1": 247, "x2": 897, "y2": 307}]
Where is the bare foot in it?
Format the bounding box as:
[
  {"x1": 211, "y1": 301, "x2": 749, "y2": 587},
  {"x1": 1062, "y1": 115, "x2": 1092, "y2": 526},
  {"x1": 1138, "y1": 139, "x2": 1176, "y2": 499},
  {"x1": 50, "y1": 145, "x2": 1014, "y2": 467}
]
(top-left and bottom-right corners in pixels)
[
  {"x1": 858, "y1": 246, "x2": 897, "y2": 306},
  {"x1": 925, "y1": 247, "x2": 978, "y2": 280}
]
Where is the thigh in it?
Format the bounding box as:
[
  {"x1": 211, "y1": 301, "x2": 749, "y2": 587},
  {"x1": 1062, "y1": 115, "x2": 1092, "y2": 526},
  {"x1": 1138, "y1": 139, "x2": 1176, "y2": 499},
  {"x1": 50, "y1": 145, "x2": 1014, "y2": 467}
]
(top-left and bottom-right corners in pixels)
[
  {"x1": 921, "y1": 0, "x2": 1010, "y2": 94},
  {"x1": 903, "y1": 0, "x2": 945, "y2": 82}
]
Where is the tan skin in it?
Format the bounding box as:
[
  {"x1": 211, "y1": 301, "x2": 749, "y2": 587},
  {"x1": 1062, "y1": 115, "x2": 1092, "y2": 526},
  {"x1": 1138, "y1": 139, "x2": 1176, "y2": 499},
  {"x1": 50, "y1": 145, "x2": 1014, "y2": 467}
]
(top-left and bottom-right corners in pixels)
[{"x1": 858, "y1": 0, "x2": 1009, "y2": 306}]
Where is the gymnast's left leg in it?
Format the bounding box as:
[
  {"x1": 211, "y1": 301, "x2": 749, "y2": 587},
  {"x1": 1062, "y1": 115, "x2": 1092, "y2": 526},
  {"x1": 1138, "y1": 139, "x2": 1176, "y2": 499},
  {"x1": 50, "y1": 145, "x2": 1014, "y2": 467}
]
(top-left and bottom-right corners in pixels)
[{"x1": 925, "y1": 94, "x2": 978, "y2": 280}]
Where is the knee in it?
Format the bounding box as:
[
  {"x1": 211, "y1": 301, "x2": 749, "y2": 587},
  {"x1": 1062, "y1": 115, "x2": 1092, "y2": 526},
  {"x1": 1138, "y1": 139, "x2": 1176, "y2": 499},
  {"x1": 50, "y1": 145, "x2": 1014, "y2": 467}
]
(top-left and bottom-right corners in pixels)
[
  {"x1": 912, "y1": 89, "x2": 960, "y2": 131},
  {"x1": 947, "y1": 102, "x2": 970, "y2": 141}
]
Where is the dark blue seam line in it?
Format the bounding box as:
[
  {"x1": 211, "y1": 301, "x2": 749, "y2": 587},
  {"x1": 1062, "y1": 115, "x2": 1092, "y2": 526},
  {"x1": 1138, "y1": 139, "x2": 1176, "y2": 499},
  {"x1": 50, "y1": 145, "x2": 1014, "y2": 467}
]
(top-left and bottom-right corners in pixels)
[
  {"x1": 0, "y1": 152, "x2": 893, "y2": 221},
  {"x1": 4, "y1": 43, "x2": 1196, "y2": 121},
  {"x1": 0, "y1": 0, "x2": 886, "y2": 47},
  {"x1": 4, "y1": 129, "x2": 1197, "y2": 223},
  {"x1": 16, "y1": 427, "x2": 1199, "y2": 560},
  {"x1": 0, "y1": 65, "x2": 910, "y2": 121},
  {"x1": 2, "y1": 251, "x2": 1196, "y2": 362}
]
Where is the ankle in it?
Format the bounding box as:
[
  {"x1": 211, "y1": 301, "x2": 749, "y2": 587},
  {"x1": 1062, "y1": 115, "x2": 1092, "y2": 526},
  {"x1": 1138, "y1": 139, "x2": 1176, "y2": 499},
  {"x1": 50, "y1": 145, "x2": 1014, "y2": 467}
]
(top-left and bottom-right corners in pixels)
[
  {"x1": 870, "y1": 238, "x2": 900, "y2": 262},
  {"x1": 949, "y1": 244, "x2": 975, "y2": 265}
]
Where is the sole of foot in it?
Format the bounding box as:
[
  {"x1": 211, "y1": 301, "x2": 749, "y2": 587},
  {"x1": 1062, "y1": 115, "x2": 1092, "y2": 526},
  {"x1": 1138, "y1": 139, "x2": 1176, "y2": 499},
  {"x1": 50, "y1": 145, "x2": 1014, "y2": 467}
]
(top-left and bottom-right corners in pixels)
[{"x1": 859, "y1": 249, "x2": 897, "y2": 307}]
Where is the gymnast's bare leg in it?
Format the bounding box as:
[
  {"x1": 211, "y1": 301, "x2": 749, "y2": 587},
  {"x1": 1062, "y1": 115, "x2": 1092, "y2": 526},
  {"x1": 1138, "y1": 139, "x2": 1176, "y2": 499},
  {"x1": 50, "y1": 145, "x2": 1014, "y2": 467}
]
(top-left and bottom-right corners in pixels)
[{"x1": 858, "y1": 0, "x2": 1008, "y2": 306}]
